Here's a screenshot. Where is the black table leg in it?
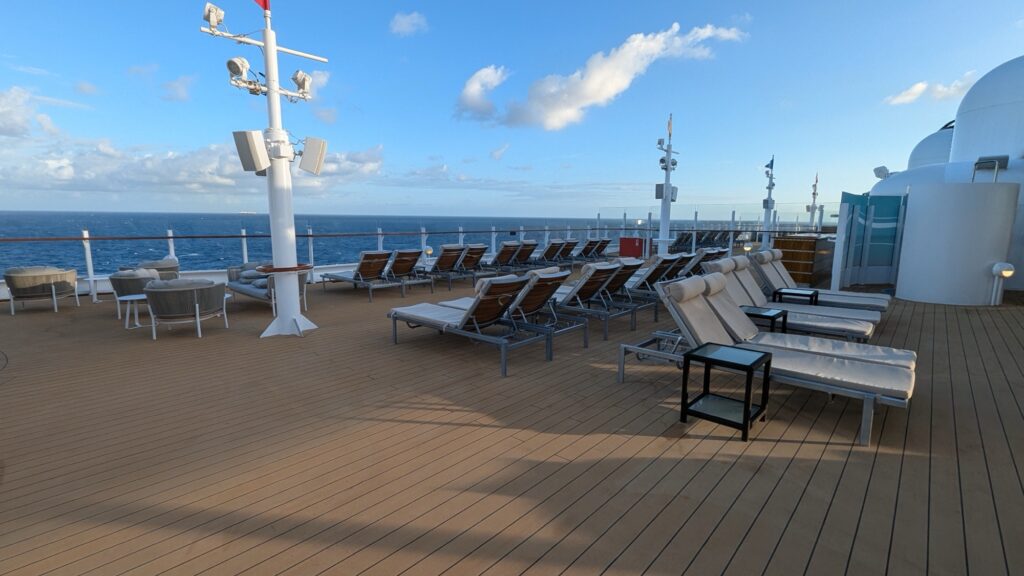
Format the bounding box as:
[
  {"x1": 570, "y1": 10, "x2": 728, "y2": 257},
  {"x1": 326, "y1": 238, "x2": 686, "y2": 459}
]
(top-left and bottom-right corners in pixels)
[
  {"x1": 761, "y1": 359, "x2": 771, "y2": 422},
  {"x1": 681, "y1": 356, "x2": 691, "y2": 423},
  {"x1": 743, "y1": 369, "x2": 753, "y2": 441}
]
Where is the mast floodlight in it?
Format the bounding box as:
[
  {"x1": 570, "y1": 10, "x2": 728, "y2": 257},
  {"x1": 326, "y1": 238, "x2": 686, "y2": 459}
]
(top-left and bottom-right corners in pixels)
[
  {"x1": 291, "y1": 70, "x2": 312, "y2": 95},
  {"x1": 227, "y1": 57, "x2": 249, "y2": 79},
  {"x1": 203, "y1": 3, "x2": 224, "y2": 28}
]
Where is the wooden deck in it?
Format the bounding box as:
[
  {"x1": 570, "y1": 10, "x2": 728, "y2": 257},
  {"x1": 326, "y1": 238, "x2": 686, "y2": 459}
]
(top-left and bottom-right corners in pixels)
[{"x1": 1, "y1": 281, "x2": 1023, "y2": 575}]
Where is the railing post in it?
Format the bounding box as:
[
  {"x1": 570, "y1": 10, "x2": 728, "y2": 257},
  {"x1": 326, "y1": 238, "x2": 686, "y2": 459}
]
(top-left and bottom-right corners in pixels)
[
  {"x1": 166, "y1": 229, "x2": 176, "y2": 259},
  {"x1": 241, "y1": 228, "x2": 249, "y2": 263},
  {"x1": 519, "y1": 224, "x2": 525, "y2": 239},
  {"x1": 377, "y1": 227, "x2": 384, "y2": 251},
  {"x1": 691, "y1": 211, "x2": 698, "y2": 253},
  {"x1": 597, "y1": 212, "x2": 601, "y2": 238},
  {"x1": 622, "y1": 212, "x2": 627, "y2": 240},
  {"x1": 306, "y1": 225, "x2": 314, "y2": 275},
  {"x1": 728, "y1": 210, "x2": 736, "y2": 255},
  {"x1": 586, "y1": 225, "x2": 592, "y2": 240},
  {"x1": 458, "y1": 225, "x2": 465, "y2": 245},
  {"x1": 566, "y1": 224, "x2": 572, "y2": 240},
  {"x1": 81, "y1": 229, "x2": 97, "y2": 303},
  {"x1": 490, "y1": 226, "x2": 497, "y2": 253},
  {"x1": 420, "y1": 226, "x2": 427, "y2": 252},
  {"x1": 544, "y1": 225, "x2": 550, "y2": 245}
]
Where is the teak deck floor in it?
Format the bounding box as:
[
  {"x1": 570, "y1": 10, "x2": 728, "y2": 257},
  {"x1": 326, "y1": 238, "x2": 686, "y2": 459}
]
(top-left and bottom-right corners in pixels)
[{"x1": 1, "y1": 281, "x2": 1023, "y2": 575}]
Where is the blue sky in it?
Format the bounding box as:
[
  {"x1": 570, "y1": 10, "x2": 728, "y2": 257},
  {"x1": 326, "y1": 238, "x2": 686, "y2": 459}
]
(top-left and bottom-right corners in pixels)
[{"x1": 1, "y1": 1, "x2": 1022, "y2": 218}]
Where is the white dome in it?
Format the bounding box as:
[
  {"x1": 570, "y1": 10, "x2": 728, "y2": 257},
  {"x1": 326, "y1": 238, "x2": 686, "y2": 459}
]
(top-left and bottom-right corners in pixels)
[
  {"x1": 869, "y1": 163, "x2": 946, "y2": 196},
  {"x1": 950, "y1": 55, "x2": 1024, "y2": 162},
  {"x1": 907, "y1": 124, "x2": 953, "y2": 169}
]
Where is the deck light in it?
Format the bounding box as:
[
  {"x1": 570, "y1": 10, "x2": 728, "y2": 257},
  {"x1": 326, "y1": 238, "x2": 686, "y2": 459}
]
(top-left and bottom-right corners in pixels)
[
  {"x1": 992, "y1": 262, "x2": 1015, "y2": 305},
  {"x1": 227, "y1": 57, "x2": 249, "y2": 79},
  {"x1": 743, "y1": 243, "x2": 752, "y2": 253},
  {"x1": 292, "y1": 70, "x2": 312, "y2": 95},
  {"x1": 203, "y1": 3, "x2": 224, "y2": 28},
  {"x1": 425, "y1": 246, "x2": 434, "y2": 257}
]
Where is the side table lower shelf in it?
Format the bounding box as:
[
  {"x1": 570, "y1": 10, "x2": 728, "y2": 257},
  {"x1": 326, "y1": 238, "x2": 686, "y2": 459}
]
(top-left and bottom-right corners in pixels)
[{"x1": 681, "y1": 343, "x2": 772, "y2": 441}]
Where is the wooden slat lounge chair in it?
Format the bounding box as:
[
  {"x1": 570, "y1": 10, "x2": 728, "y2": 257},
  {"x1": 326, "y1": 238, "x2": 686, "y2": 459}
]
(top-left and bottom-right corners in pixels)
[
  {"x1": 600, "y1": 257, "x2": 658, "y2": 322},
  {"x1": 484, "y1": 241, "x2": 521, "y2": 271},
  {"x1": 388, "y1": 275, "x2": 547, "y2": 376},
  {"x1": 653, "y1": 275, "x2": 914, "y2": 445},
  {"x1": 574, "y1": 239, "x2": 601, "y2": 261},
  {"x1": 454, "y1": 244, "x2": 497, "y2": 285},
  {"x1": 510, "y1": 239, "x2": 539, "y2": 270},
  {"x1": 701, "y1": 257, "x2": 875, "y2": 341},
  {"x1": 4, "y1": 266, "x2": 80, "y2": 315},
  {"x1": 555, "y1": 239, "x2": 579, "y2": 264},
  {"x1": 438, "y1": 266, "x2": 589, "y2": 359},
  {"x1": 145, "y1": 279, "x2": 228, "y2": 340},
  {"x1": 386, "y1": 249, "x2": 434, "y2": 296},
  {"x1": 554, "y1": 261, "x2": 626, "y2": 340},
  {"x1": 532, "y1": 239, "x2": 565, "y2": 265},
  {"x1": 321, "y1": 250, "x2": 399, "y2": 302},
  {"x1": 660, "y1": 251, "x2": 697, "y2": 281},
  {"x1": 420, "y1": 244, "x2": 468, "y2": 290},
  {"x1": 760, "y1": 249, "x2": 891, "y2": 308},
  {"x1": 728, "y1": 256, "x2": 882, "y2": 323},
  {"x1": 592, "y1": 238, "x2": 611, "y2": 258}
]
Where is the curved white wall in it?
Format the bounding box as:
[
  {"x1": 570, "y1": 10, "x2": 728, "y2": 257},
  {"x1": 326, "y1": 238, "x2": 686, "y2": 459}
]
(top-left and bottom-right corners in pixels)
[
  {"x1": 897, "y1": 182, "x2": 1019, "y2": 305},
  {"x1": 908, "y1": 128, "x2": 953, "y2": 169}
]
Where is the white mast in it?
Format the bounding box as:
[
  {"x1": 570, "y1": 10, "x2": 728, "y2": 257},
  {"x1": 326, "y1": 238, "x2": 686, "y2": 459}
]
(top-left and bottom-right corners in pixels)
[
  {"x1": 655, "y1": 114, "x2": 678, "y2": 256},
  {"x1": 809, "y1": 172, "x2": 819, "y2": 229},
  {"x1": 761, "y1": 156, "x2": 775, "y2": 248},
  {"x1": 201, "y1": 2, "x2": 327, "y2": 337}
]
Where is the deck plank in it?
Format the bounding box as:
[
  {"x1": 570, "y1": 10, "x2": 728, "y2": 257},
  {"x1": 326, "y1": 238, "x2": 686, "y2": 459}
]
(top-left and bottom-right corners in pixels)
[{"x1": 0, "y1": 284, "x2": 1020, "y2": 575}]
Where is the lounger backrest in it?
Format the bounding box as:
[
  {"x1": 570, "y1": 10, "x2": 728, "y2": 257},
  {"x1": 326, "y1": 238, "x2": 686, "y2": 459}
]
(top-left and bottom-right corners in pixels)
[
  {"x1": 558, "y1": 239, "x2": 579, "y2": 260},
  {"x1": 701, "y1": 258, "x2": 754, "y2": 306},
  {"x1": 731, "y1": 256, "x2": 770, "y2": 307},
  {"x1": 678, "y1": 248, "x2": 710, "y2": 277},
  {"x1": 459, "y1": 244, "x2": 488, "y2": 270},
  {"x1": 602, "y1": 258, "x2": 644, "y2": 295},
  {"x1": 751, "y1": 251, "x2": 787, "y2": 290},
  {"x1": 702, "y1": 272, "x2": 760, "y2": 341},
  {"x1": 355, "y1": 251, "x2": 393, "y2": 280},
  {"x1": 512, "y1": 267, "x2": 569, "y2": 317},
  {"x1": 539, "y1": 240, "x2": 564, "y2": 261},
  {"x1": 460, "y1": 275, "x2": 530, "y2": 329},
  {"x1": 145, "y1": 280, "x2": 224, "y2": 319},
  {"x1": 560, "y1": 261, "x2": 621, "y2": 304},
  {"x1": 389, "y1": 249, "x2": 423, "y2": 278},
  {"x1": 655, "y1": 276, "x2": 735, "y2": 346},
  {"x1": 514, "y1": 240, "x2": 539, "y2": 264},
  {"x1": 578, "y1": 239, "x2": 600, "y2": 258},
  {"x1": 663, "y1": 251, "x2": 697, "y2": 280},
  {"x1": 594, "y1": 238, "x2": 610, "y2": 256},
  {"x1": 492, "y1": 241, "x2": 520, "y2": 266},
  {"x1": 769, "y1": 248, "x2": 798, "y2": 288},
  {"x1": 433, "y1": 245, "x2": 467, "y2": 272}
]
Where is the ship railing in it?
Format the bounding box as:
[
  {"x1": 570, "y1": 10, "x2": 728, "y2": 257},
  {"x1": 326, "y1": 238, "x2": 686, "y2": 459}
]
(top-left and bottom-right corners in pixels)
[{"x1": 0, "y1": 224, "x2": 827, "y2": 302}]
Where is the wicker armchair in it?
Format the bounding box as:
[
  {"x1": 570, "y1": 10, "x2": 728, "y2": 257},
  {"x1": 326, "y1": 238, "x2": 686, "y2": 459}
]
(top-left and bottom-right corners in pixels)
[
  {"x1": 144, "y1": 279, "x2": 228, "y2": 339},
  {"x1": 4, "y1": 266, "x2": 79, "y2": 315},
  {"x1": 108, "y1": 268, "x2": 160, "y2": 327}
]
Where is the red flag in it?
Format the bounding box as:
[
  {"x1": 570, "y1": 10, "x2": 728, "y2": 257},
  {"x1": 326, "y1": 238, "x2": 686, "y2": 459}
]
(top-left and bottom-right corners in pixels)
[{"x1": 254, "y1": 0, "x2": 269, "y2": 10}]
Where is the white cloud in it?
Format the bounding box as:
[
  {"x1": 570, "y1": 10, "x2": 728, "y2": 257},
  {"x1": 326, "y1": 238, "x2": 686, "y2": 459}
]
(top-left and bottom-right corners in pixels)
[
  {"x1": 390, "y1": 12, "x2": 429, "y2": 36},
  {"x1": 490, "y1": 143, "x2": 510, "y2": 161},
  {"x1": 161, "y1": 75, "x2": 196, "y2": 101},
  {"x1": 309, "y1": 70, "x2": 330, "y2": 98},
  {"x1": 10, "y1": 64, "x2": 53, "y2": 76},
  {"x1": 884, "y1": 81, "x2": 928, "y2": 105},
  {"x1": 127, "y1": 63, "x2": 159, "y2": 76},
  {"x1": 75, "y1": 81, "x2": 99, "y2": 95},
  {"x1": 930, "y1": 70, "x2": 976, "y2": 100},
  {"x1": 500, "y1": 22, "x2": 744, "y2": 130},
  {"x1": 35, "y1": 113, "x2": 59, "y2": 135},
  {"x1": 313, "y1": 107, "x2": 337, "y2": 124},
  {"x1": 456, "y1": 65, "x2": 509, "y2": 119},
  {"x1": 0, "y1": 87, "x2": 36, "y2": 137},
  {"x1": 31, "y1": 94, "x2": 90, "y2": 110},
  {"x1": 885, "y1": 71, "x2": 977, "y2": 105}
]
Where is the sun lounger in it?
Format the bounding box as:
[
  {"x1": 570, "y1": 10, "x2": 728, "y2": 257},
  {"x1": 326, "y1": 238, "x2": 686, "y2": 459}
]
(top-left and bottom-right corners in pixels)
[
  {"x1": 386, "y1": 249, "x2": 435, "y2": 295},
  {"x1": 765, "y1": 248, "x2": 892, "y2": 305},
  {"x1": 701, "y1": 258, "x2": 876, "y2": 341},
  {"x1": 510, "y1": 239, "x2": 539, "y2": 269},
  {"x1": 388, "y1": 275, "x2": 547, "y2": 376},
  {"x1": 554, "y1": 261, "x2": 634, "y2": 339},
  {"x1": 600, "y1": 257, "x2": 658, "y2": 321},
  {"x1": 556, "y1": 239, "x2": 579, "y2": 262},
  {"x1": 321, "y1": 250, "x2": 400, "y2": 302},
  {"x1": 749, "y1": 250, "x2": 888, "y2": 311},
  {"x1": 592, "y1": 238, "x2": 611, "y2": 258},
  {"x1": 484, "y1": 241, "x2": 521, "y2": 271},
  {"x1": 438, "y1": 266, "x2": 589, "y2": 358},
  {"x1": 418, "y1": 244, "x2": 469, "y2": 290},
  {"x1": 723, "y1": 256, "x2": 882, "y2": 324},
  {"x1": 573, "y1": 239, "x2": 601, "y2": 261},
  {"x1": 663, "y1": 250, "x2": 699, "y2": 280},
  {"x1": 453, "y1": 243, "x2": 497, "y2": 284},
  {"x1": 532, "y1": 239, "x2": 568, "y2": 266},
  {"x1": 625, "y1": 253, "x2": 684, "y2": 294},
  {"x1": 651, "y1": 275, "x2": 914, "y2": 445}
]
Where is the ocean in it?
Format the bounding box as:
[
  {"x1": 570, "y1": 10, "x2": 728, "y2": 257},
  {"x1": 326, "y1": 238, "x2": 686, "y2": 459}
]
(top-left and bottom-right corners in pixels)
[{"x1": 0, "y1": 211, "x2": 647, "y2": 274}]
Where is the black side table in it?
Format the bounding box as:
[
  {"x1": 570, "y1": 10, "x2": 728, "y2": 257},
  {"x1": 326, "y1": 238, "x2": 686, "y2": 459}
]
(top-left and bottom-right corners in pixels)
[
  {"x1": 739, "y1": 305, "x2": 788, "y2": 333},
  {"x1": 773, "y1": 287, "x2": 819, "y2": 305},
  {"x1": 681, "y1": 343, "x2": 771, "y2": 441}
]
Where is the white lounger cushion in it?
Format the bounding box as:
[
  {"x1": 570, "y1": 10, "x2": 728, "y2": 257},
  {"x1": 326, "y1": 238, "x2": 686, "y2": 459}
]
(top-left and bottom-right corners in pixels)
[
  {"x1": 388, "y1": 302, "x2": 467, "y2": 330},
  {"x1": 701, "y1": 272, "x2": 914, "y2": 369},
  {"x1": 747, "y1": 333, "x2": 914, "y2": 369},
  {"x1": 738, "y1": 343, "x2": 914, "y2": 400},
  {"x1": 729, "y1": 257, "x2": 881, "y2": 323},
  {"x1": 438, "y1": 296, "x2": 475, "y2": 310},
  {"x1": 768, "y1": 249, "x2": 891, "y2": 304},
  {"x1": 751, "y1": 251, "x2": 886, "y2": 312}
]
